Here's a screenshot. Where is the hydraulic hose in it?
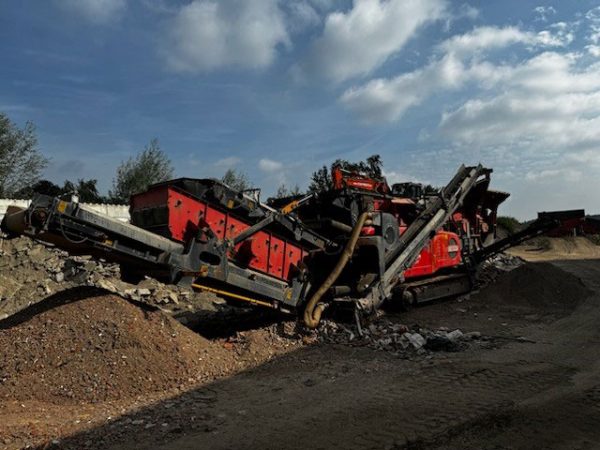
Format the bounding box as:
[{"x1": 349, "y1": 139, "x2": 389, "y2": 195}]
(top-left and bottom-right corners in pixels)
[{"x1": 303, "y1": 212, "x2": 371, "y2": 328}]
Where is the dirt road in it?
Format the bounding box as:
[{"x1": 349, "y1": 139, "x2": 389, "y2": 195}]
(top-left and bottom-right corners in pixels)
[{"x1": 40, "y1": 255, "x2": 599, "y2": 450}]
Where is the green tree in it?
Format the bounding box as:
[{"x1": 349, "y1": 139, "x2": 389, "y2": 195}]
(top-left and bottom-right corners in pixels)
[
  {"x1": 364, "y1": 154, "x2": 383, "y2": 178},
  {"x1": 308, "y1": 154, "x2": 383, "y2": 193},
  {"x1": 275, "y1": 183, "x2": 302, "y2": 198},
  {"x1": 221, "y1": 168, "x2": 252, "y2": 191},
  {"x1": 14, "y1": 178, "x2": 106, "y2": 203},
  {"x1": 109, "y1": 139, "x2": 173, "y2": 203},
  {"x1": 496, "y1": 216, "x2": 521, "y2": 235},
  {"x1": 13, "y1": 179, "x2": 61, "y2": 199},
  {"x1": 0, "y1": 113, "x2": 48, "y2": 197},
  {"x1": 308, "y1": 165, "x2": 331, "y2": 194},
  {"x1": 63, "y1": 178, "x2": 104, "y2": 203}
]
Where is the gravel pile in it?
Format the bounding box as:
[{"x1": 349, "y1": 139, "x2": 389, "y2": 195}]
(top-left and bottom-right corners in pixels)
[
  {"x1": 0, "y1": 291, "x2": 231, "y2": 404},
  {"x1": 0, "y1": 290, "x2": 309, "y2": 407},
  {"x1": 473, "y1": 260, "x2": 591, "y2": 312}
]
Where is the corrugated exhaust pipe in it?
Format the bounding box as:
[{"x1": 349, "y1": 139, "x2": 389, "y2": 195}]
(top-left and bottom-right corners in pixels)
[{"x1": 303, "y1": 212, "x2": 371, "y2": 328}]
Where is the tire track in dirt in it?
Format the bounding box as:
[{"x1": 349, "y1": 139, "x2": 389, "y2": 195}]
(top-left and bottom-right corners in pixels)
[
  {"x1": 95, "y1": 350, "x2": 574, "y2": 450},
  {"x1": 419, "y1": 381, "x2": 600, "y2": 450}
]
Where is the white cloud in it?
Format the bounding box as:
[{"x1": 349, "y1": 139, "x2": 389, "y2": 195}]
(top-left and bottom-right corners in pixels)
[
  {"x1": 586, "y1": 7, "x2": 600, "y2": 44},
  {"x1": 56, "y1": 0, "x2": 126, "y2": 24},
  {"x1": 340, "y1": 58, "x2": 445, "y2": 123},
  {"x1": 587, "y1": 44, "x2": 600, "y2": 57},
  {"x1": 284, "y1": 1, "x2": 322, "y2": 31},
  {"x1": 500, "y1": 52, "x2": 600, "y2": 93},
  {"x1": 339, "y1": 51, "x2": 498, "y2": 123},
  {"x1": 567, "y1": 149, "x2": 600, "y2": 166},
  {"x1": 536, "y1": 28, "x2": 573, "y2": 47},
  {"x1": 438, "y1": 52, "x2": 600, "y2": 144},
  {"x1": 382, "y1": 169, "x2": 423, "y2": 185},
  {"x1": 299, "y1": 0, "x2": 446, "y2": 82},
  {"x1": 440, "y1": 24, "x2": 572, "y2": 56},
  {"x1": 341, "y1": 26, "x2": 578, "y2": 123},
  {"x1": 459, "y1": 4, "x2": 479, "y2": 20},
  {"x1": 440, "y1": 90, "x2": 600, "y2": 147},
  {"x1": 525, "y1": 168, "x2": 581, "y2": 182},
  {"x1": 164, "y1": 0, "x2": 290, "y2": 73},
  {"x1": 258, "y1": 158, "x2": 284, "y2": 173},
  {"x1": 439, "y1": 26, "x2": 536, "y2": 55},
  {"x1": 214, "y1": 156, "x2": 241, "y2": 168},
  {"x1": 533, "y1": 5, "x2": 556, "y2": 22},
  {"x1": 429, "y1": 51, "x2": 600, "y2": 218}
]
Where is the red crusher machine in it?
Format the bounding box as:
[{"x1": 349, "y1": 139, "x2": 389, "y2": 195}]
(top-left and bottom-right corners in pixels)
[{"x1": 1, "y1": 164, "x2": 562, "y2": 327}]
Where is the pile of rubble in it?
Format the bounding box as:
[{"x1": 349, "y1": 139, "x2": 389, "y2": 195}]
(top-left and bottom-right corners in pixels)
[
  {"x1": 317, "y1": 318, "x2": 482, "y2": 355},
  {"x1": 476, "y1": 253, "x2": 524, "y2": 288},
  {"x1": 0, "y1": 236, "x2": 218, "y2": 319},
  {"x1": 314, "y1": 254, "x2": 526, "y2": 356}
]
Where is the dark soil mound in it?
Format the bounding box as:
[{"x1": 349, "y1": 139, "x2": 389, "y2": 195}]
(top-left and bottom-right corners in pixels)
[
  {"x1": 474, "y1": 262, "x2": 592, "y2": 312},
  {"x1": 0, "y1": 288, "x2": 230, "y2": 404}
]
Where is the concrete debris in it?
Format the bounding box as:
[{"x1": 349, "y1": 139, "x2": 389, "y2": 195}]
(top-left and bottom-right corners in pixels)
[
  {"x1": 446, "y1": 329, "x2": 464, "y2": 341},
  {"x1": 318, "y1": 318, "x2": 480, "y2": 356},
  {"x1": 464, "y1": 331, "x2": 482, "y2": 340},
  {"x1": 405, "y1": 332, "x2": 426, "y2": 349},
  {"x1": 476, "y1": 253, "x2": 524, "y2": 288},
  {"x1": 0, "y1": 236, "x2": 218, "y2": 319}
]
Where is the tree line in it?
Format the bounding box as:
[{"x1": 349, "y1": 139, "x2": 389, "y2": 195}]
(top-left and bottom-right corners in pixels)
[
  {"x1": 1, "y1": 111, "x2": 412, "y2": 204},
  {"x1": 0, "y1": 113, "x2": 177, "y2": 203}
]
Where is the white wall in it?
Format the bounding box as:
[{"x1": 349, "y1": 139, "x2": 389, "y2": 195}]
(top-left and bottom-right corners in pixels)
[
  {"x1": 0, "y1": 199, "x2": 130, "y2": 223},
  {"x1": 82, "y1": 203, "x2": 130, "y2": 222}
]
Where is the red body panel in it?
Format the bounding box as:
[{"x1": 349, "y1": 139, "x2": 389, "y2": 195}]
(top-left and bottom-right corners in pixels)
[
  {"x1": 169, "y1": 190, "x2": 205, "y2": 241},
  {"x1": 268, "y1": 236, "x2": 285, "y2": 278},
  {"x1": 403, "y1": 231, "x2": 462, "y2": 279},
  {"x1": 370, "y1": 195, "x2": 464, "y2": 279},
  {"x1": 131, "y1": 186, "x2": 306, "y2": 282},
  {"x1": 331, "y1": 166, "x2": 388, "y2": 193},
  {"x1": 547, "y1": 217, "x2": 584, "y2": 237}
]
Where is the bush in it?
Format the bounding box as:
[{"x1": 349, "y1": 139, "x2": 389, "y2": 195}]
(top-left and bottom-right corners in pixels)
[
  {"x1": 496, "y1": 216, "x2": 521, "y2": 235},
  {"x1": 586, "y1": 235, "x2": 600, "y2": 246}
]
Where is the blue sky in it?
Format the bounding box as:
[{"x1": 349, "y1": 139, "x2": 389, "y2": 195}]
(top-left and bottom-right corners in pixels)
[{"x1": 1, "y1": 0, "x2": 599, "y2": 219}]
